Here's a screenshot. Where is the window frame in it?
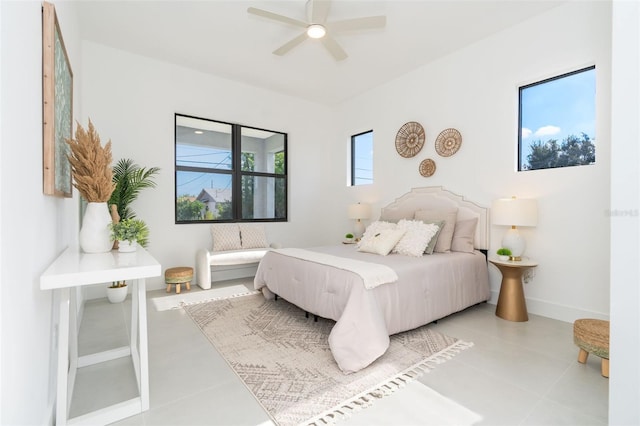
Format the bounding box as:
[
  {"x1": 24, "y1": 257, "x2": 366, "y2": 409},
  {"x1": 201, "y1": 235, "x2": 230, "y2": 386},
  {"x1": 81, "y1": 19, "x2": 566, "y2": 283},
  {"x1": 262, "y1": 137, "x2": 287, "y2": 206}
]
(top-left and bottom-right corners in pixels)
[
  {"x1": 517, "y1": 65, "x2": 596, "y2": 172},
  {"x1": 174, "y1": 113, "x2": 287, "y2": 224},
  {"x1": 350, "y1": 130, "x2": 373, "y2": 186}
]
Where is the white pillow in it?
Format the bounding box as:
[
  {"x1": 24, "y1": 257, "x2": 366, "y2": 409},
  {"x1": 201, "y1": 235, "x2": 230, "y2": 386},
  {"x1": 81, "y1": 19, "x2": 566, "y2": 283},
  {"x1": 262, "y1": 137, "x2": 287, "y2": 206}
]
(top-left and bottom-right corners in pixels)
[
  {"x1": 358, "y1": 221, "x2": 397, "y2": 248},
  {"x1": 211, "y1": 224, "x2": 241, "y2": 251},
  {"x1": 393, "y1": 219, "x2": 440, "y2": 257},
  {"x1": 239, "y1": 223, "x2": 268, "y2": 249},
  {"x1": 414, "y1": 209, "x2": 458, "y2": 253},
  {"x1": 358, "y1": 228, "x2": 406, "y2": 256}
]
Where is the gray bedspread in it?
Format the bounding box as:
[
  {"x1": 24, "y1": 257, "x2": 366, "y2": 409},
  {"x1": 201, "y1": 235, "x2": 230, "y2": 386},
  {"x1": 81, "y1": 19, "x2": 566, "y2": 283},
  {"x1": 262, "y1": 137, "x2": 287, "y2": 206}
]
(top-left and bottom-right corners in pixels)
[{"x1": 254, "y1": 244, "x2": 490, "y2": 373}]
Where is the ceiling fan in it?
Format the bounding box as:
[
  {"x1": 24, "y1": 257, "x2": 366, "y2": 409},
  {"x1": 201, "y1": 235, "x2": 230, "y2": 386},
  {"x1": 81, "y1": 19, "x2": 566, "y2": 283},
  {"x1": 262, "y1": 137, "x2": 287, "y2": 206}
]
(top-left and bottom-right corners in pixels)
[{"x1": 247, "y1": 0, "x2": 386, "y2": 61}]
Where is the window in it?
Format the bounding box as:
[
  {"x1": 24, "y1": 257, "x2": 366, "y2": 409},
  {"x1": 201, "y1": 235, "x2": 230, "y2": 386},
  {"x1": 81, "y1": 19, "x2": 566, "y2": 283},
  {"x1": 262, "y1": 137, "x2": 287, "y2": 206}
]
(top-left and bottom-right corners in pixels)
[
  {"x1": 175, "y1": 114, "x2": 287, "y2": 223},
  {"x1": 351, "y1": 130, "x2": 373, "y2": 185},
  {"x1": 518, "y1": 66, "x2": 596, "y2": 171}
]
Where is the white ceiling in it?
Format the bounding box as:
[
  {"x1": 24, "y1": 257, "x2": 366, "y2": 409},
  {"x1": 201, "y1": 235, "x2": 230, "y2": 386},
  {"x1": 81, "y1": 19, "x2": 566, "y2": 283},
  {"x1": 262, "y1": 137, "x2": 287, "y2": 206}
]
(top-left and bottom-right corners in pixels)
[{"x1": 75, "y1": 0, "x2": 565, "y2": 106}]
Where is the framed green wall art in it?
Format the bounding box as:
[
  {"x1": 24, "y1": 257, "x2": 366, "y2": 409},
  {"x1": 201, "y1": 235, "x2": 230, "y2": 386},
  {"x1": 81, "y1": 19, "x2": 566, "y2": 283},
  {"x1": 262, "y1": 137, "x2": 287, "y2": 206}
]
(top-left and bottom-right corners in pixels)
[{"x1": 42, "y1": 1, "x2": 73, "y2": 197}]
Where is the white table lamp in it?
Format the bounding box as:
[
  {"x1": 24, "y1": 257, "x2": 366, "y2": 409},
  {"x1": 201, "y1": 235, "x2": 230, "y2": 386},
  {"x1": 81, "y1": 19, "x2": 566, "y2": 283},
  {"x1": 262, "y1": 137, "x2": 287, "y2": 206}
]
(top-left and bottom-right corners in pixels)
[
  {"x1": 348, "y1": 203, "x2": 371, "y2": 238},
  {"x1": 492, "y1": 197, "x2": 537, "y2": 261}
]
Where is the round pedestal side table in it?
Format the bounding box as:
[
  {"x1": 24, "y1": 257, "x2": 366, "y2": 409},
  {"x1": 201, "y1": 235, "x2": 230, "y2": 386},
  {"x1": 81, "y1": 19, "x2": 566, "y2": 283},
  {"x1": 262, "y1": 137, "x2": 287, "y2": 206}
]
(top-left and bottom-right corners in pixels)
[{"x1": 489, "y1": 257, "x2": 538, "y2": 322}]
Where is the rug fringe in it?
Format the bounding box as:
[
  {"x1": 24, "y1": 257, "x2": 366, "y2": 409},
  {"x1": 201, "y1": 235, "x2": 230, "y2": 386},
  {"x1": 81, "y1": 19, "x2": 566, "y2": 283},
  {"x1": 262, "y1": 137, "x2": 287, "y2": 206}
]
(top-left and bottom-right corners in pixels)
[
  {"x1": 304, "y1": 340, "x2": 473, "y2": 426},
  {"x1": 178, "y1": 289, "x2": 260, "y2": 308}
]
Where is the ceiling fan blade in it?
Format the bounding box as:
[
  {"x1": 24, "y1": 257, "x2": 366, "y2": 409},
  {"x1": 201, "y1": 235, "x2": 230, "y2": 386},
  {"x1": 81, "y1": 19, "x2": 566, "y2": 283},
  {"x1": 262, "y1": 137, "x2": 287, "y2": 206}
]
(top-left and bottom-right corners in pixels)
[
  {"x1": 273, "y1": 32, "x2": 309, "y2": 56},
  {"x1": 328, "y1": 16, "x2": 386, "y2": 32},
  {"x1": 308, "y1": 0, "x2": 331, "y2": 24},
  {"x1": 247, "y1": 7, "x2": 308, "y2": 28},
  {"x1": 321, "y1": 35, "x2": 347, "y2": 61}
]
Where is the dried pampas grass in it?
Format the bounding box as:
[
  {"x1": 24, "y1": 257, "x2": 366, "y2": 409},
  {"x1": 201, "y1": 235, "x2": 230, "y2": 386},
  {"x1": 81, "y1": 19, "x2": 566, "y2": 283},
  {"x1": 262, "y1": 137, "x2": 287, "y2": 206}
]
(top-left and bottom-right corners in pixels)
[{"x1": 66, "y1": 119, "x2": 115, "y2": 202}]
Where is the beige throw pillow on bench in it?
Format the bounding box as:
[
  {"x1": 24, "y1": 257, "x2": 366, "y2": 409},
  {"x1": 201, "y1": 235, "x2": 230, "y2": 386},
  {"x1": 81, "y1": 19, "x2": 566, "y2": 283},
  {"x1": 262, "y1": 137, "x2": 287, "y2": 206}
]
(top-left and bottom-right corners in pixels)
[
  {"x1": 211, "y1": 224, "x2": 242, "y2": 251},
  {"x1": 239, "y1": 223, "x2": 269, "y2": 249}
]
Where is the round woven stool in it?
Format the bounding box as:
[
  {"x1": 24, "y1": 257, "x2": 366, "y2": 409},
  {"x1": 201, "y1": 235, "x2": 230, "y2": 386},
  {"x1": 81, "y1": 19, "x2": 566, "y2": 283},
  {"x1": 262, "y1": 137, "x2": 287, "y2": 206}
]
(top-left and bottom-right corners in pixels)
[
  {"x1": 573, "y1": 318, "x2": 609, "y2": 378},
  {"x1": 165, "y1": 266, "x2": 193, "y2": 294}
]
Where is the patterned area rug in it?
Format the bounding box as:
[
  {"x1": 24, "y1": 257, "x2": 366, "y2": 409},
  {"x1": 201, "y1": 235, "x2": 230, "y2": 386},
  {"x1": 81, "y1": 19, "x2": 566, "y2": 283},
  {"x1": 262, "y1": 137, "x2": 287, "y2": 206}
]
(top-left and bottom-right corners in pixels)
[{"x1": 184, "y1": 293, "x2": 472, "y2": 426}]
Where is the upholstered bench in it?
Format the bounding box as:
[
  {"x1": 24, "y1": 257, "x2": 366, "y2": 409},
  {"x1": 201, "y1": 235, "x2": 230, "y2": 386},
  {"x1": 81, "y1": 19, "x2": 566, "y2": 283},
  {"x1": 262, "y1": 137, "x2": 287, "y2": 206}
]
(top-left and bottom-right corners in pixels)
[
  {"x1": 195, "y1": 223, "x2": 278, "y2": 290},
  {"x1": 573, "y1": 318, "x2": 610, "y2": 378}
]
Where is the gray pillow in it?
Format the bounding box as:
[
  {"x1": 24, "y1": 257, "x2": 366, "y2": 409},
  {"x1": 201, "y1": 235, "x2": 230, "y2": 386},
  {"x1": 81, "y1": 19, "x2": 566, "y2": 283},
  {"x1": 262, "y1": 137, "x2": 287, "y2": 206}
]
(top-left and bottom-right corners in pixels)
[
  {"x1": 414, "y1": 209, "x2": 458, "y2": 253},
  {"x1": 418, "y1": 220, "x2": 444, "y2": 255}
]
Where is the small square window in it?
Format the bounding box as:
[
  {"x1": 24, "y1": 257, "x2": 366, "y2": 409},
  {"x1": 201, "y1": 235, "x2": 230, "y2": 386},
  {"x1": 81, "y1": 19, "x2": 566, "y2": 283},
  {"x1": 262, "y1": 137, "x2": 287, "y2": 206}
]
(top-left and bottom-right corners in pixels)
[
  {"x1": 351, "y1": 130, "x2": 373, "y2": 186},
  {"x1": 518, "y1": 66, "x2": 596, "y2": 171}
]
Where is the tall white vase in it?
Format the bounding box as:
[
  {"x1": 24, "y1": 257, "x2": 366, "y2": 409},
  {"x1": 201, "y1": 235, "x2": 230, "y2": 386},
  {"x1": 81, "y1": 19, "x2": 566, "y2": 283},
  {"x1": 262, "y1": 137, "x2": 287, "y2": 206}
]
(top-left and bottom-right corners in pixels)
[{"x1": 79, "y1": 202, "x2": 113, "y2": 253}]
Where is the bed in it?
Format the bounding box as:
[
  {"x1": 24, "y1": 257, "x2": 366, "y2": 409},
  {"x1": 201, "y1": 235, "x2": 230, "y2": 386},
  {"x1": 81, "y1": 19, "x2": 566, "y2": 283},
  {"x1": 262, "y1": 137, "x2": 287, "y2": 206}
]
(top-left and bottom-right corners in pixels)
[{"x1": 254, "y1": 187, "x2": 490, "y2": 373}]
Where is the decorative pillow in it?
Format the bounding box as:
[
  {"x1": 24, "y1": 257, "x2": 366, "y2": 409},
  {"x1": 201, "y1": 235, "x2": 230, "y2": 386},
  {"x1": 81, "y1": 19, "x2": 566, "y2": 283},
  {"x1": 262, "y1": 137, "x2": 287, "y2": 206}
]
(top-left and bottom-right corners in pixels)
[
  {"x1": 414, "y1": 209, "x2": 458, "y2": 253},
  {"x1": 393, "y1": 219, "x2": 440, "y2": 257},
  {"x1": 357, "y1": 228, "x2": 406, "y2": 256},
  {"x1": 451, "y1": 218, "x2": 478, "y2": 253},
  {"x1": 420, "y1": 220, "x2": 444, "y2": 255},
  {"x1": 358, "y1": 221, "x2": 397, "y2": 248},
  {"x1": 239, "y1": 223, "x2": 268, "y2": 249},
  {"x1": 211, "y1": 224, "x2": 241, "y2": 251},
  {"x1": 378, "y1": 210, "x2": 411, "y2": 224}
]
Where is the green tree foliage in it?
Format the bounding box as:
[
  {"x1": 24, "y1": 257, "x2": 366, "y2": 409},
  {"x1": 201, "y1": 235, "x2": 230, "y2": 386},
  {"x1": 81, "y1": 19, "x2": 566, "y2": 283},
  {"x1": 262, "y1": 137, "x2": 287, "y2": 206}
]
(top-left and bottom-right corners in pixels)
[
  {"x1": 274, "y1": 151, "x2": 285, "y2": 219},
  {"x1": 242, "y1": 153, "x2": 255, "y2": 219},
  {"x1": 177, "y1": 196, "x2": 205, "y2": 221},
  {"x1": 216, "y1": 201, "x2": 232, "y2": 219},
  {"x1": 524, "y1": 133, "x2": 595, "y2": 170}
]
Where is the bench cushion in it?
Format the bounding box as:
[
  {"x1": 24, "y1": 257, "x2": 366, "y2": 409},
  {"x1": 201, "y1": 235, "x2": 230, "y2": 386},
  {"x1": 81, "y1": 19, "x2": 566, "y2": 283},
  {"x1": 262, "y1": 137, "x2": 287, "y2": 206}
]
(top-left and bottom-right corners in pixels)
[{"x1": 209, "y1": 248, "x2": 270, "y2": 266}]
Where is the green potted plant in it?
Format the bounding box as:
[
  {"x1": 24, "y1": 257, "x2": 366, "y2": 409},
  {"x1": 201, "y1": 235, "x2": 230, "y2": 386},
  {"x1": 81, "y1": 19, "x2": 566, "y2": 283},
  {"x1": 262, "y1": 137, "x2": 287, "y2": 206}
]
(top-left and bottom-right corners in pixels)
[
  {"x1": 110, "y1": 218, "x2": 149, "y2": 252},
  {"x1": 108, "y1": 158, "x2": 160, "y2": 221},
  {"x1": 344, "y1": 233, "x2": 355, "y2": 243},
  {"x1": 106, "y1": 218, "x2": 149, "y2": 303},
  {"x1": 496, "y1": 247, "x2": 512, "y2": 261}
]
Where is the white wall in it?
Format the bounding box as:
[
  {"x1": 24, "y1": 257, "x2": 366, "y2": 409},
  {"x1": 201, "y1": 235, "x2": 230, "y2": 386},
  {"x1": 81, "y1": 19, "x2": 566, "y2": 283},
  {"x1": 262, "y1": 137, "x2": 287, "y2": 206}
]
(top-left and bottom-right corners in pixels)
[
  {"x1": 0, "y1": 1, "x2": 81, "y2": 424},
  {"x1": 332, "y1": 1, "x2": 612, "y2": 323},
  {"x1": 609, "y1": 1, "x2": 640, "y2": 423},
  {"x1": 81, "y1": 42, "x2": 335, "y2": 292},
  {"x1": 79, "y1": 2, "x2": 612, "y2": 319}
]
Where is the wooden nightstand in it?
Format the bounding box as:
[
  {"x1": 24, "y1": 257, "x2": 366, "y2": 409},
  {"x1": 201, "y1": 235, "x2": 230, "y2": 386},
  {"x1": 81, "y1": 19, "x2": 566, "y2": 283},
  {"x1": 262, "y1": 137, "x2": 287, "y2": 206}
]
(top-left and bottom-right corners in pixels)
[{"x1": 489, "y1": 257, "x2": 538, "y2": 322}]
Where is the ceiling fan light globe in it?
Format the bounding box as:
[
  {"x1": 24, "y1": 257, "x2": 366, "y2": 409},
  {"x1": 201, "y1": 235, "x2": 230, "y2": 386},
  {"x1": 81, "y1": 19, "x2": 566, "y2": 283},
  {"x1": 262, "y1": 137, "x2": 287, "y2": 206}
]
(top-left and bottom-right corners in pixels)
[{"x1": 307, "y1": 24, "x2": 326, "y2": 39}]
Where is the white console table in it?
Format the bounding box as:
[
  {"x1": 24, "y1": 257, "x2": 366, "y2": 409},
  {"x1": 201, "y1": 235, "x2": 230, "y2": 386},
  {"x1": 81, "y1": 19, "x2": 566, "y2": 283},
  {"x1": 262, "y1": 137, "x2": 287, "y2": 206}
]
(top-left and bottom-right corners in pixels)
[{"x1": 40, "y1": 246, "x2": 161, "y2": 426}]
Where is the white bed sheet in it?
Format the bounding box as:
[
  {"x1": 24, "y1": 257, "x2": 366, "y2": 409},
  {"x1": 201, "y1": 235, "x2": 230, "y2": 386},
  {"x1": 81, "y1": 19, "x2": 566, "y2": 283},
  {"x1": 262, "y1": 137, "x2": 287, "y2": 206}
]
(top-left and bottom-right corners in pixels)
[{"x1": 254, "y1": 244, "x2": 490, "y2": 373}]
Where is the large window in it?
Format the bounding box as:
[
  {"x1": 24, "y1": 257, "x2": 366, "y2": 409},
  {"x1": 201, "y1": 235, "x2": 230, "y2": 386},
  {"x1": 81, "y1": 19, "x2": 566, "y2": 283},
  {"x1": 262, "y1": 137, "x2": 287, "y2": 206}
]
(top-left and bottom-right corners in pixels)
[
  {"x1": 351, "y1": 130, "x2": 373, "y2": 185},
  {"x1": 518, "y1": 66, "x2": 596, "y2": 171},
  {"x1": 175, "y1": 114, "x2": 287, "y2": 223}
]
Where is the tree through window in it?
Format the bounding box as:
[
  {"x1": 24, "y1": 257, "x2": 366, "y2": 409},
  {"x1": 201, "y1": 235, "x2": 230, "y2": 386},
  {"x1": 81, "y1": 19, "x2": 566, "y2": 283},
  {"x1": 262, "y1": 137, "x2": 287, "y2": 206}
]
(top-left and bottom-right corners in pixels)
[{"x1": 518, "y1": 66, "x2": 596, "y2": 171}]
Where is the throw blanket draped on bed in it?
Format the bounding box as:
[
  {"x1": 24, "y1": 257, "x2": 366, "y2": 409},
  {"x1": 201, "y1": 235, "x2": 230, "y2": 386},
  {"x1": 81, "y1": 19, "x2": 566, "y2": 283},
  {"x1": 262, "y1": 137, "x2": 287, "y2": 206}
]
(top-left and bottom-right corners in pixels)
[{"x1": 272, "y1": 248, "x2": 398, "y2": 289}]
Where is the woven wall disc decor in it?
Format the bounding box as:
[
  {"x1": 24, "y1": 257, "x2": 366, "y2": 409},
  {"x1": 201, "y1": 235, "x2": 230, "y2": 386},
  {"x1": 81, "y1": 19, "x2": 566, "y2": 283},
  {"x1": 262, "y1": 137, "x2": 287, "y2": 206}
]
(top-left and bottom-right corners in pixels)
[
  {"x1": 419, "y1": 158, "x2": 436, "y2": 177},
  {"x1": 435, "y1": 128, "x2": 462, "y2": 157},
  {"x1": 395, "y1": 121, "x2": 425, "y2": 158}
]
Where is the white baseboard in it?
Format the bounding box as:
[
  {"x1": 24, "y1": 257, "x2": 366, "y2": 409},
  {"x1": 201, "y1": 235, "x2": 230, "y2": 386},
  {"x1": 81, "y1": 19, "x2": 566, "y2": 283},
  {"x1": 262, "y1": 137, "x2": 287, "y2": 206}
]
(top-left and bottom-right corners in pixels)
[{"x1": 488, "y1": 290, "x2": 610, "y2": 323}]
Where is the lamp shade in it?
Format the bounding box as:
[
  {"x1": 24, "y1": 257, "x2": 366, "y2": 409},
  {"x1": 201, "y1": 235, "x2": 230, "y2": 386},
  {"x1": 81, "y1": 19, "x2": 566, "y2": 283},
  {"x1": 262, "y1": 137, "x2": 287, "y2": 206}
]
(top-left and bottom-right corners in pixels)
[
  {"x1": 347, "y1": 203, "x2": 371, "y2": 220},
  {"x1": 491, "y1": 198, "x2": 538, "y2": 227}
]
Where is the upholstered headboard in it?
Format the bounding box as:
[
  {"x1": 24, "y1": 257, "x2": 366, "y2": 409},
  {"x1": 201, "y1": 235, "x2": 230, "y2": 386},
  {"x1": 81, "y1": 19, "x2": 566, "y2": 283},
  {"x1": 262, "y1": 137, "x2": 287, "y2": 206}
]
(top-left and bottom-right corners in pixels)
[{"x1": 378, "y1": 186, "x2": 489, "y2": 250}]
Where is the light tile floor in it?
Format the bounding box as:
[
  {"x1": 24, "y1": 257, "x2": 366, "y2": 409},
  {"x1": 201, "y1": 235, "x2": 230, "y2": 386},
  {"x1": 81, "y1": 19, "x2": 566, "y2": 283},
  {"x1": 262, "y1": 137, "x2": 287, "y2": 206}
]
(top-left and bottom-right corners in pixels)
[{"x1": 70, "y1": 280, "x2": 608, "y2": 425}]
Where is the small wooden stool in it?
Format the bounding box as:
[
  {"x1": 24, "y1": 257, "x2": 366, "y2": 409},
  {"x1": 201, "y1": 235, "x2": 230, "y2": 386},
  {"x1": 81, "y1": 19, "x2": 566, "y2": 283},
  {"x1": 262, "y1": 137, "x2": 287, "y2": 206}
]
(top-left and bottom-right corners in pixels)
[
  {"x1": 573, "y1": 318, "x2": 610, "y2": 378},
  {"x1": 165, "y1": 267, "x2": 193, "y2": 294}
]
